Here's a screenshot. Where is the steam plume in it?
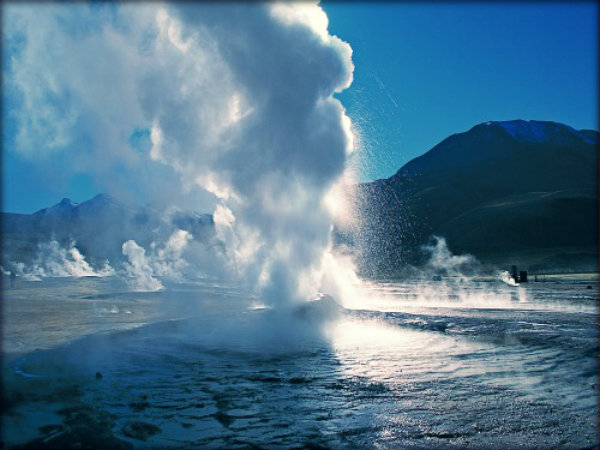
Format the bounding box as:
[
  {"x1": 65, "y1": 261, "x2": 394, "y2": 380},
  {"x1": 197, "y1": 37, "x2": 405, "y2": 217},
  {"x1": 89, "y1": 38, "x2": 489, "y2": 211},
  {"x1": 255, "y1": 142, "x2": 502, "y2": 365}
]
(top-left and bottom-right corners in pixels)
[
  {"x1": 10, "y1": 240, "x2": 114, "y2": 280},
  {"x1": 4, "y1": 3, "x2": 355, "y2": 306}
]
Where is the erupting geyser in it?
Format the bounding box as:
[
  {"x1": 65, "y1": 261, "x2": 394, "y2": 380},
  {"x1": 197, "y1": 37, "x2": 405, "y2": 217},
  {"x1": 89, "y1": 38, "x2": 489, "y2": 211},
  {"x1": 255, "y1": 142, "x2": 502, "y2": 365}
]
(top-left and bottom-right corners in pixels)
[
  {"x1": 167, "y1": 3, "x2": 356, "y2": 308},
  {"x1": 6, "y1": 2, "x2": 357, "y2": 309}
]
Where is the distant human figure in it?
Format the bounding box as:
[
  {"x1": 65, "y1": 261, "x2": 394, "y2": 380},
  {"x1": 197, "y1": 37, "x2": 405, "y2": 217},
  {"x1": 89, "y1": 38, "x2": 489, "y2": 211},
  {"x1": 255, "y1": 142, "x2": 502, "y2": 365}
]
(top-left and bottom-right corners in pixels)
[
  {"x1": 9, "y1": 270, "x2": 16, "y2": 288},
  {"x1": 511, "y1": 265, "x2": 518, "y2": 283}
]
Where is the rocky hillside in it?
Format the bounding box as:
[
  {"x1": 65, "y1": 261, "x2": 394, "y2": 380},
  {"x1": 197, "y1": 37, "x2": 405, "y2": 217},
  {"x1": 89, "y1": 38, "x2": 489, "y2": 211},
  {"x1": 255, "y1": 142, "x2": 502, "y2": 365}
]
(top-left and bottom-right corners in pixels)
[{"x1": 342, "y1": 120, "x2": 598, "y2": 275}]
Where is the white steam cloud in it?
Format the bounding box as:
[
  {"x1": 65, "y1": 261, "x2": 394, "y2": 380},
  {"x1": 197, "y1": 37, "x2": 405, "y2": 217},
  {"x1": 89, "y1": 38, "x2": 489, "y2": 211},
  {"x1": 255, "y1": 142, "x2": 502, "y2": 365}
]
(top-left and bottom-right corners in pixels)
[
  {"x1": 10, "y1": 240, "x2": 114, "y2": 280},
  {"x1": 6, "y1": 232, "x2": 192, "y2": 291},
  {"x1": 158, "y1": 3, "x2": 356, "y2": 307},
  {"x1": 121, "y1": 240, "x2": 164, "y2": 292},
  {"x1": 121, "y1": 229, "x2": 193, "y2": 291},
  {"x1": 497, "y1": 270, "x2": 519, "y2": 286},
  {"x1": 421, "y1": 236, "x2": 479, "y2": 276},
  {"x1": 4, "y1": 2, "x2": 356, "y2": 306}
]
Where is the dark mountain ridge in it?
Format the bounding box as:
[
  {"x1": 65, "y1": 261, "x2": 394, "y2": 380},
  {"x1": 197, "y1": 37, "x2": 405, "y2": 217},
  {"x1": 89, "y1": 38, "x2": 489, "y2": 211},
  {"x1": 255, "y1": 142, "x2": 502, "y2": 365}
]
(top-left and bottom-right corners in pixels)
[
  {"x1": 346, "y1": 119, "x2": 598, "y2": 276},
  {"x1": 391, "y1": 120, "x2": 598, "y2": 182}
]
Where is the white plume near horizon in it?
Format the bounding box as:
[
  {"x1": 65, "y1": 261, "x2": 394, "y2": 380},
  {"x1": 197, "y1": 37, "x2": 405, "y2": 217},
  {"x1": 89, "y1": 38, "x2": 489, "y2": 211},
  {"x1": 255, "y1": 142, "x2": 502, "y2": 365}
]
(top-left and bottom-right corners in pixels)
[
  {"x1": 121, "y1": 229, "x2": 195, "y2": 292},
  {"x1": 7, "y1": 240, "x2": 115, "y2": 281},
  {"x1": 421, "y1": 235, "x2": 480, "y2": 276},
  {"x1": 121, "y1": 240, "x2": 164, "y2": 292},
  {"x1": 3, "y1": 229, "x2": 194, "y2": 290},
  {"x1": 497, "y1": 270, "x2": 519, "y2": 287}
]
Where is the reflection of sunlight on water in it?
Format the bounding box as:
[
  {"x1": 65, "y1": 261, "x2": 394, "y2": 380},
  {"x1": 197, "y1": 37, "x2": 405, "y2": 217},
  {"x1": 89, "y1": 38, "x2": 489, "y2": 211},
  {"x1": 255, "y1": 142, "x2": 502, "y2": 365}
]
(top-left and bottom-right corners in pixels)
[
  {"x1": 323, "y1": 315, "x2": 575, "y2": 401},
  {"x1": 328, "y1": 319, "x2": 426, "y2": 352},
  {"x1": 248, "y1": 301, "x2": 270, "y2": 310},
  {"x1": 327, "y1": 318, "x2": 416, "y2": 382},
  {"x1": 326, "y1": 318, "x2": 477, "y2": 384},
  {"x1": 339, "y1": 279, "x2": 596, "y2": 314}
]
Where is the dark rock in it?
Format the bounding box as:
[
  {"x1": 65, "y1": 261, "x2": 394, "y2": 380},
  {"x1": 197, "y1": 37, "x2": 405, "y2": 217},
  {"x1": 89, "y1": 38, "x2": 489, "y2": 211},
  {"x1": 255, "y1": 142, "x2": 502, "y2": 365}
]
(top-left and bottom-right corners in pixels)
[
  {"x1": 121, "y1": 421, "x2": 161, "y2": 441},
  {"x1": 289, "y1": 377, "x2": 312, "y2": 384},
  {"x1": 213, "y1": 411, "x2": 233, "y2": 428},
  {"x1": 128, "y1": 401, "x2": 150, "y2": 412},
  {"x1": 13, "y1": 405, "x2": 132, "y2": 449}
]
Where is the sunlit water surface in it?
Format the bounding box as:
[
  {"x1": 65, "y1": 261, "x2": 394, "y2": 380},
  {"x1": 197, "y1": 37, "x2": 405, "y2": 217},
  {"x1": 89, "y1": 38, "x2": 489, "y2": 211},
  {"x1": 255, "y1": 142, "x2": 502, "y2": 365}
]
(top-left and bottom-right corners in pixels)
[{"x1": 2, "y1": 276, "x2": 597, "y2": 449}]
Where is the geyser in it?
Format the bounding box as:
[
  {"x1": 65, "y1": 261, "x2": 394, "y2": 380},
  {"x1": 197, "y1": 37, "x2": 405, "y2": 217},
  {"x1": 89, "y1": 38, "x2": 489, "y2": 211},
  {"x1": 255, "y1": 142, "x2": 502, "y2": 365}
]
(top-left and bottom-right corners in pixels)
[
  {"x1": 5, "y1": 2, "x2": 356, "y2": 309},
  {"x1": 164, "y1": 3, "x2": 356, "y2": 308}
]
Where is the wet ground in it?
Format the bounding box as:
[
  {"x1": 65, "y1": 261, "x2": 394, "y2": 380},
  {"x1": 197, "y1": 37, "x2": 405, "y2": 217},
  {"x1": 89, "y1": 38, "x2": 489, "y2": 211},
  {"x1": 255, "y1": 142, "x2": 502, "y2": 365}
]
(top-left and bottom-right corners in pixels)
[{"x1": 1, "y1": 276, "x2": 598, "y2": 449}]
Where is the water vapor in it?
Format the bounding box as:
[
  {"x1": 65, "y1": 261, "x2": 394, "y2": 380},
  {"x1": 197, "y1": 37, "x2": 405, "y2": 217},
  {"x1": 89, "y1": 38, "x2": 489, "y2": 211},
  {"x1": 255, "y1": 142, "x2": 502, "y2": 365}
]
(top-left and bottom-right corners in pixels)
[
  {"x1": 121, "y1": 229, "x2": 192, "y2": 291},
  {"x1": 4, "y1": 3, "x2": 356, "y2": 308},
  {"x1": 9, "y1": 240, "x2": 114, "y2": 280},
  {"x1": 421, "y1": 235, "x2": 480, "y2": 276},
  {"x1": 121, "y1": 240, "x2": 164, "y2": 292},
  {"x1": 497, "y1": 270, "x2": 519, "y2": 286}
]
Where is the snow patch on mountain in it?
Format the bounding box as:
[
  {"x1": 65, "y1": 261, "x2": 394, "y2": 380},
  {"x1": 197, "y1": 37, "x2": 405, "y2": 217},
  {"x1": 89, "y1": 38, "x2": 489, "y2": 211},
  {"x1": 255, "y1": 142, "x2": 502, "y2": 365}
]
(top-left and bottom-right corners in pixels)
[
  {"x1": 492, "y1": 119, "x2": 597, "y2": 146},
  {"x1": 34, "y1": 198, "x2": 79, "y2": 216}
]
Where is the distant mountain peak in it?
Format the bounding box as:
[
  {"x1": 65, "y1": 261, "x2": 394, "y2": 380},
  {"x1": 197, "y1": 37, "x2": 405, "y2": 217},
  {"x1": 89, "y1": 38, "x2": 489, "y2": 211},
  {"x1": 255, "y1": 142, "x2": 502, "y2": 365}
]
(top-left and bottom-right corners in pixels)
[
  {"x1": 475, "y1": 119, "x2": 597, "y2": 145},
  {"x1": 80, "y1": 193, "x2": 125, "y2": 208},
  {"x1": 34, "y1": 197, "x2": 78, "y2": 216},
  {"x1": 355, "y1": 119, "x2": 598, "y2": 274},
  {"x1": 89, "y1": 193, "x2": 115, "y2": 203},
  {"x1": 390, "y1": 119, "x2": 598, "y2": 183},
  {"x1": 74, "y1": 193, "x2": 133, "y2": 217}
]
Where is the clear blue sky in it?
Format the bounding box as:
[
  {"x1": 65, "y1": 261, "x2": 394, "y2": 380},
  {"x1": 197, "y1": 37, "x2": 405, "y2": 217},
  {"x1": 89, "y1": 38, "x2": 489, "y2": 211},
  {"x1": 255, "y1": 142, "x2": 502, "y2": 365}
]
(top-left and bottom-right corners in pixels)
[
  {"x1": 322, "y1": 1, "x2": 598, "y2": 181},
  {"x1": 2, "y1": 2, "x2": 598, "y2": 213}
]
